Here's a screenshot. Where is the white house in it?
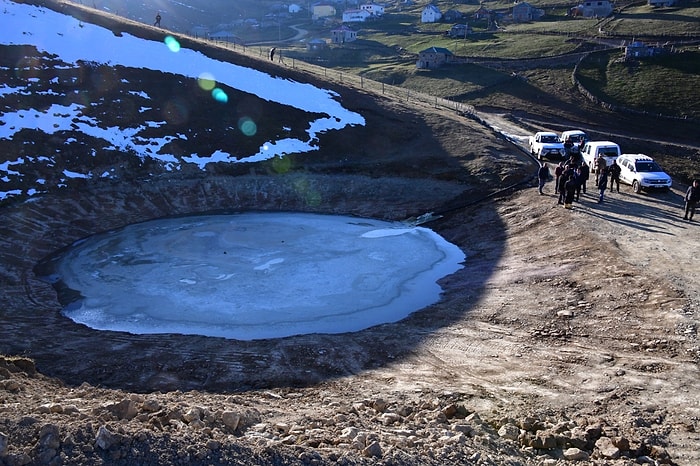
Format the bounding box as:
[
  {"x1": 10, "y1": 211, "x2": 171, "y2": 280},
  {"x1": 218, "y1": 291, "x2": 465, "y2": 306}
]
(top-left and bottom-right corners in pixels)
[
  {"x1": 421, "y1": 4, "x2": 442, "y2": 23},
  {"x1": 572, "y1": 0, "x2": 614, "y2": 18},
  {"x1": 312, "y1": 3, "x2": 337, "y2": 20},
  {"x1": 361, "y1": 3, "x2": 385, "y2": 16},
  {"x1": 343, "y1": 9, "x2": 371, "y2": 22}
]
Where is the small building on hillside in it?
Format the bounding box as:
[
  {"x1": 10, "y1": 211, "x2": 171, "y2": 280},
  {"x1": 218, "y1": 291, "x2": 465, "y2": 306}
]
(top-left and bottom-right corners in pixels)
[
  {"x1": 416, "y1": 46, "x2": 455, "y2": 68},
  {"x1": 443, "y1": 9, "x2": 464, "y2": 22},
  {"x1": 421, "y1": 4, "x2": 442, "y2": 23},
  {"x1": 473, "y1": 6, "x2": 492, "y2": 20},
  {"x1": 343, "y1": 9, "x2": 371, "y2": 22},
  {"x1": 331, "y1": 24, "x2": 358, "y2": 43},
  {"x1": 312, "y1": 3, "x2": 337, "y2": 20},
  {"x1": 571, "y1": 0, "x2": 614, "y2": 18},
  {"x1": 624, "y1": 41, "x2": 665, "y2": 60},
  {"x1": 512, "y1": 2, "x2": 544, "y2": 22},
  {"x1": 447, "y1": 23, "x2": 472, "y2": 38},
  {"x1": 361, "y1": 3, "x2": 385, "y2": 15}
]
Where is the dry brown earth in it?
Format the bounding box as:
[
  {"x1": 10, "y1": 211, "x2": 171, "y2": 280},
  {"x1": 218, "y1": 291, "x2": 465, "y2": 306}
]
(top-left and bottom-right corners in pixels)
[{"x1": 1, "y1": 2, "x2": 700, "y2": 465}]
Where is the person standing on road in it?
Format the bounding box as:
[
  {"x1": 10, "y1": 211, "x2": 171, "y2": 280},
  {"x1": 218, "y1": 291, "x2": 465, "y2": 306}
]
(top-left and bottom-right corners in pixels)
[
  {"x1": 558, "y1": 168, "x2": 570, "y2": 205},
  {"x1": 573, "y1": 166, "x2": 584, "y2": 202},
  {"x1": 269, "y1": 47, "x2": 276, "y2": 61},
  {"x1": 154, "y1": 13, "x2": 161, "y2": 27},
  {"x1": 554, "y1": 162, "x2": 564, "y2": 194},
  {"x1": 684, "y1": 179, "x2": 700, "y2": 221},
  {"x1": 564, "y1": 174, "x2": 578, "y2": 209},
  {"x1": 580, "y1": 162, "x2": 590, "y2": 194},
  {"x1": 537, "y1": 161, "x2": 549, "y2": 195},
  {"x1": 597, "y1": 166, "x2": 609, "y2": 203},
  {"x1": 609, "y1": 160, "x2": 621, "y2": 193},
  {"x1": 594, "y1": 156, "x2": 607, "y2": 187}
]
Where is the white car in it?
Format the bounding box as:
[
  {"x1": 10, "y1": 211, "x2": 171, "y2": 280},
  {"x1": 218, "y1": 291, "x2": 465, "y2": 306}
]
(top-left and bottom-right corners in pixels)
[
  {"x1": 616, "y1": 153, "x2": 672, "y2": 193},
  {"x1": 561, "y1": 130, "x2": 587, "y2": 154}
]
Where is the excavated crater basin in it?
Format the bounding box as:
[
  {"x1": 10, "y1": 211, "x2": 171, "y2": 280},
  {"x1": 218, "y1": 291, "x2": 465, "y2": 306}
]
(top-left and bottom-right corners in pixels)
[{"x1": 38, "y1": 212, "x2": 465, "y2": 340}]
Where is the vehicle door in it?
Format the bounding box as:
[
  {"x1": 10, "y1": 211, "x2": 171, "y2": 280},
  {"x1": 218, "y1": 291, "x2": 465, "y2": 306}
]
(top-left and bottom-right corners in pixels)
[{"x1": 619, "y1": 159, "x2": 633, "y2": 184}]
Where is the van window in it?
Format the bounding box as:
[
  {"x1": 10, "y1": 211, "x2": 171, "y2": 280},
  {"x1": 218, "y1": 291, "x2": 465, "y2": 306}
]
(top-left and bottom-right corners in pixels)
[{"x1": 597, "y1": 147, "x2": 619, "y2": 157}]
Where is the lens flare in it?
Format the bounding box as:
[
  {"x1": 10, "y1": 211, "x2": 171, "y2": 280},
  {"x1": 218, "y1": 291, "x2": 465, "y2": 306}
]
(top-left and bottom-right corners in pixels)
[
  {"x1": 198, "y1": 72, "x2": 216, "y2": 91},
  {"x1": 238, "y1": 117, "x2": 257, "y2": 136},
  {"x1": 271, "y1": 155, "x2": 291, "y2": 174},
  {"x1": 164, "y1": 35, "x2": 180, "y2": 52},
  {"x1": 212, "y1": 88, "x2": 228, "y2": 103}
]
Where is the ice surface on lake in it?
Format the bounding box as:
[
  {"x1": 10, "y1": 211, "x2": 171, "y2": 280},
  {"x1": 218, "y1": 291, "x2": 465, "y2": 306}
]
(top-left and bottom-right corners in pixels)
[{"x1": 51, "y1": 213, "x2": 465, "y2": 340}]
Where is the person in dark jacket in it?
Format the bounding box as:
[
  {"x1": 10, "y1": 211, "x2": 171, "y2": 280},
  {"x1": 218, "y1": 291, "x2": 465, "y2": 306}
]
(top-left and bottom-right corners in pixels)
[
  {"x1": 554, "y1": 162, "x2": 564, "y2": 194},
  {"x1": 609, "y1": 160, "x2": 621, "y2": 193},
  {"x1": 597, "y1": 166, "x2": 609, "y2": 203},
  {"x1": 537, "y1": 161, "x2": 549, "y2": 195},
  {"x1": 564, "y1": 174, "x2": 578, "y2": 209},
  {"x1": 684, "y1": 179, "x2": 700, "y2": 221},
  {"x1": 573, "y1": 166, "x2": 584, "y2": 201},
  {"x1": 579, "y1": 162, "x2": 590, "y2": 194},
  {"x1": 558, "y1": 170, "x2": 569, "y2": 205}
]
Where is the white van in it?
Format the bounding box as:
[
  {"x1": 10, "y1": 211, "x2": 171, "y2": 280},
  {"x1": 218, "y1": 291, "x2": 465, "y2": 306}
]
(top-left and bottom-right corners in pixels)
[{"x1": 580, "y1": 141, "x2": 621, "y2": 168}]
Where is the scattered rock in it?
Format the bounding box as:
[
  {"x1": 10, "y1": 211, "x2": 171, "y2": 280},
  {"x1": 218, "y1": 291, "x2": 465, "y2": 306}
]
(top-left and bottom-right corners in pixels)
[
  {"x1": 563, "y1": 447, "x2": 589, "y2": 460},
  {"x1": 95, "y1": 425, "x2": 118, "y2": 450}
]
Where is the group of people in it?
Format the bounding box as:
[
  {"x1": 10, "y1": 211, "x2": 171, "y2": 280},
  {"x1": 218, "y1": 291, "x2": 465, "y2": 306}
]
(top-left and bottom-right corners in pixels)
[
  {"x1": 538, "y1": 154, "x2": 616, "y2": 207},
  {"x1": 538, "y1": 157, "x2": 700, "y2": 221}
]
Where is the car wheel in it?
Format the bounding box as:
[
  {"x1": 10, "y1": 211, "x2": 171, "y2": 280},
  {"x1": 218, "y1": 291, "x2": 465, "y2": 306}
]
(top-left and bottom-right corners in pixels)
[{"x1": 632, "y1": 180, "x2": 641, "y2": 193}]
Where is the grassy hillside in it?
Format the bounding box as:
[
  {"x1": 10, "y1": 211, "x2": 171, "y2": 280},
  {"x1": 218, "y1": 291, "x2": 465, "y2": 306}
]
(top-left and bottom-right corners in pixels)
[
  {"x1": 577, "y1": 48, "x2": 700, "y2": 119},
  {"x1": 49, "y1": 0, "x2": 700, "y2": 120}
]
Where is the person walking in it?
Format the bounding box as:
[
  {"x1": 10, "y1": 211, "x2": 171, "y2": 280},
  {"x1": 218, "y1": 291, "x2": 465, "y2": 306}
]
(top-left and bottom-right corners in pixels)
[
  {"x1": 609, "y1": 160, "x2": 621, "y2": 193},
  {"x1": 537, "y1": 161, "x2": 549, "y2": 195},
  {"x1": 154, "y1": 13, "x2": 161, "y2": 27},
  {"x1": 594, "y1": 156, "x2": 607, "y2": 187},
  {"x1": 597, "y1": 166, "x2": 609, "y2": 203},
  {"x1": 684, "y1": 179, "x2": 700, "y2": 221}
]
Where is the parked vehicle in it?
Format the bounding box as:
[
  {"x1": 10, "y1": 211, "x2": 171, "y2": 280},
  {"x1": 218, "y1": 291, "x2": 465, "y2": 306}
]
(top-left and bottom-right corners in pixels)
[
  {"x1": 529, "y1": 132, "x2": 565, "y2": 160},
  {"x1": 560, "y1": 130, "x2": 587, "y2": 154},
  {"x1": 580, "y1": 141, "x2": 620, "y2": 168},
  {"x1": 616, "y1": 153, "x2": 672, "y2": 193}
]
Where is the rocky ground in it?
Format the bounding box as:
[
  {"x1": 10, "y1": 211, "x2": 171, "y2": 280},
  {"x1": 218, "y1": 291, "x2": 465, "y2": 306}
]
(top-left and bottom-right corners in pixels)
[{"x1": 2, "y1": 2, "x2": 700, "y2": 465}]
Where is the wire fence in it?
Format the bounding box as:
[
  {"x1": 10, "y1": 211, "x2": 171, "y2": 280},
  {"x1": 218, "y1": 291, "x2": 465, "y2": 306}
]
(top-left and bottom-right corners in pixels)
[{"x1": 191, "y1": 37, "x2": 477, "y2": 117}]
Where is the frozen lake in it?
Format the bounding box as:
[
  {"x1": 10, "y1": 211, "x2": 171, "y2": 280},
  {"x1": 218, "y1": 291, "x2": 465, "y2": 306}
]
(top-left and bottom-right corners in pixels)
[{"x1": 41, "y1": 213, "x2": 465, "y2": 340}]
